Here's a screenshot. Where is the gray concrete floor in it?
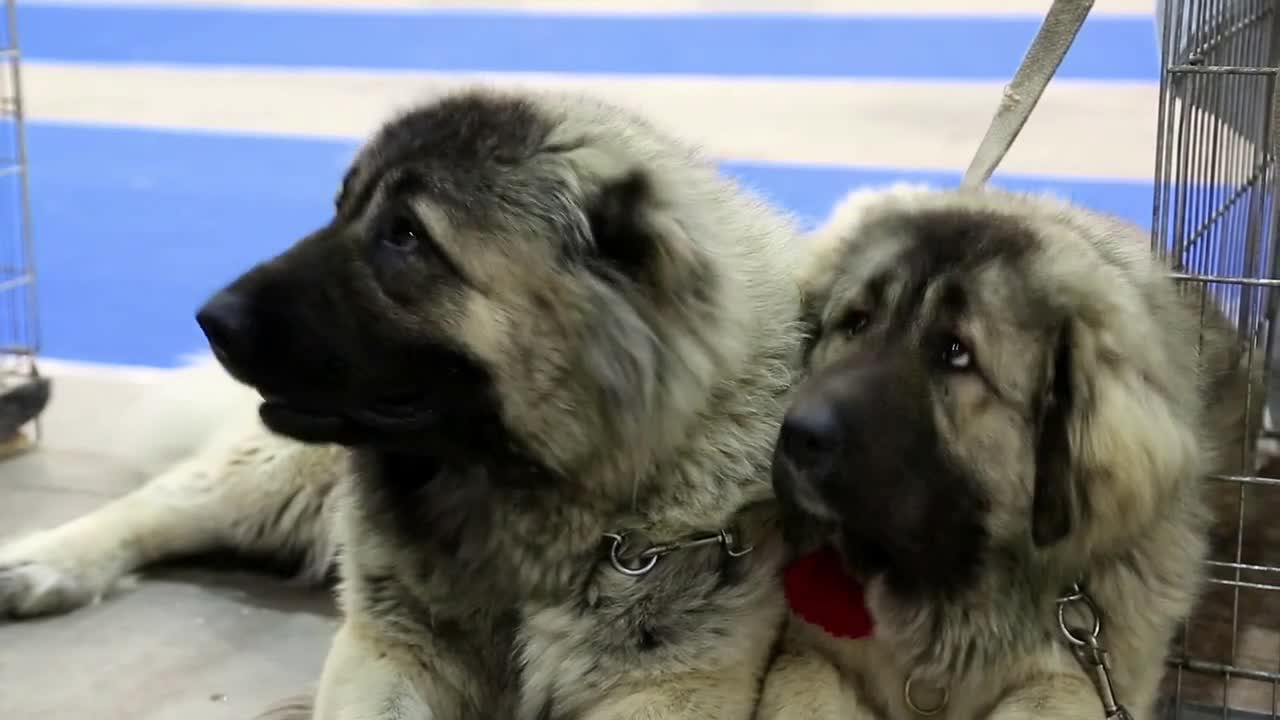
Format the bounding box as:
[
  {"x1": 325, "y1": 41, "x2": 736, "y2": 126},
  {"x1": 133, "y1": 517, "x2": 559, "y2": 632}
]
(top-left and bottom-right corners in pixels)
[
  {"x1": 0, "y1": 371, "x2": 340, "y2": 720},
  {"x1": 4, "y1": 360, "x2": 1277, "y2": 720}
]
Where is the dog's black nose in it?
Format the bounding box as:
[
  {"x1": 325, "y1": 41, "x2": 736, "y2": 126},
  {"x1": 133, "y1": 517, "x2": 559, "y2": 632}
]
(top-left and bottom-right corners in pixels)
[
  {"x1": 778, "y1": 398, "x2": 842, "y2": 471},
  {"x1": 196, "y1": 290, "x2": 252, "y2": 365}
]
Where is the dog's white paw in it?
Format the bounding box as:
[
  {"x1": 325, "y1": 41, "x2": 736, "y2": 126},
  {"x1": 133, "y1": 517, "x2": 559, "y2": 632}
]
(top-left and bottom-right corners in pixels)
[{"x1": 0, "y1": 534, "x2": 123, "y2": 619}]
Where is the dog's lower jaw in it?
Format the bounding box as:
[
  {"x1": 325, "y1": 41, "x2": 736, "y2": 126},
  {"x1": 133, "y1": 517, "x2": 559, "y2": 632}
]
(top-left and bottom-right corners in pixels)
[
  {"x1": 259, "y1": 401, "x2": 361, "y2": 445},
  {"x1": 833, "y1": 528, "x2": 898, "y2": 584},
  {"x1": 257, "y1": 396, "x2": 457, "y2": 452}
]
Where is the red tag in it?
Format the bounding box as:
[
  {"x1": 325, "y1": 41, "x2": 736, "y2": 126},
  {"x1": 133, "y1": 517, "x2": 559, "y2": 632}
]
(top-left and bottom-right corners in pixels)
[{"x1": 783, "y1": 545, "x2": 874, "y2": 640}]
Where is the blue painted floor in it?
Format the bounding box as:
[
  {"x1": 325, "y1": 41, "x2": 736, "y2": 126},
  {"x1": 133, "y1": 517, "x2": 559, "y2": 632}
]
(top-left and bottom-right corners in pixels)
[
  {"x1": 21, "y1": 122, "x2": 1156, "y2": 367},
  {"x1": 17, "y1": 4, "x2": 1159, "y2": 80}
]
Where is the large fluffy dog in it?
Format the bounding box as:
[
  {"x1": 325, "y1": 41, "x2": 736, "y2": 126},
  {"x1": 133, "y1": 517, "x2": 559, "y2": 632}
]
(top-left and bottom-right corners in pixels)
[
  {"x1": 0, "y1": 88, "x2": 808, "y2": 719},
  {"x1": 759, "y1": 185, "x2": 1262, "y2": 720}
]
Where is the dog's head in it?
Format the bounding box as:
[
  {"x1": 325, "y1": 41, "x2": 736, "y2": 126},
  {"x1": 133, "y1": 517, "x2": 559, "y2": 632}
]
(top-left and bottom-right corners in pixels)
[
  {"x1": 774, "y1": 185, "x2": 1208, "y2": 598},
  {"x1": 196, "y1": 88, "x2": 790, "y2": 484}
]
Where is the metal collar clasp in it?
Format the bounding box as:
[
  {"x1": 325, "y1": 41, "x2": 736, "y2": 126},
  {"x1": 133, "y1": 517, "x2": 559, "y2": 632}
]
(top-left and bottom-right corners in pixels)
[
  {"x1": 603, "y1": 528, "x2": 754, "y2": 577},
  {"x1": 1057, "y1": 582, "x2": 1134, "y2": 720}
]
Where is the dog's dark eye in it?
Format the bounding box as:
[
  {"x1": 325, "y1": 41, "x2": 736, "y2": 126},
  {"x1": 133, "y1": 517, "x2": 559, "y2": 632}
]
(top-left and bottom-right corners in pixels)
[
  {"x1": 836, "y1": 310, "x2": 870, "y2": 338},
  {"x1": 941, "y1": 337, "x2": 974, "y2": 370},
  {"x1": 380, "y1": 211, "x2": 422, "y2": 252}
]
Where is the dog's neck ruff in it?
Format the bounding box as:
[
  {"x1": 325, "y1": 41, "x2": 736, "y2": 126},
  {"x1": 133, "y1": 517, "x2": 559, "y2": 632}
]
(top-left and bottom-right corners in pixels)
[{"x1": 783, "y1": 545, "x2": 875, "y2": 640}]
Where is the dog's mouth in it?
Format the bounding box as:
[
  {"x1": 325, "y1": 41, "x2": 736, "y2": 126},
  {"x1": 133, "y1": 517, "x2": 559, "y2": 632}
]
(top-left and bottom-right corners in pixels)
[
  {"x1": 835, "y1": 531, "x2": 893, "y2": 583},
  {"x1": 773, "y1": 457, "x2": 893, "y2": 580},
  {"x1": 259, "y1": 393, "x2": 434, "y2": 446}
]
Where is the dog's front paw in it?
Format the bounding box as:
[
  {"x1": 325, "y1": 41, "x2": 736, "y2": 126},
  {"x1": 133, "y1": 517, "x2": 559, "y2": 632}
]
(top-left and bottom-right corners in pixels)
[{"x1": 0, "y1": 533, "x2": 123, "y2": 619}]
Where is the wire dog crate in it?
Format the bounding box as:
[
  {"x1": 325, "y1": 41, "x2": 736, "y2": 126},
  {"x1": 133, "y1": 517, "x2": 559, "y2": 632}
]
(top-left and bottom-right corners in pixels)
[
  {"x1": 1150, "y1": 0, "x2": 1280, "y2": 717},
  {"x1": 0, "y1": 0, "x2": 47, "y2": 455}
]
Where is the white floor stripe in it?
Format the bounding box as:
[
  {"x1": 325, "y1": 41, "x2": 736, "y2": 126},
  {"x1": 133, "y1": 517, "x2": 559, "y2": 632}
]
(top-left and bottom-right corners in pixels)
[
  {"x1": 19, "y1": 0, "x2": 1156, "y2": 18},
  {"x1": 23, "y1": 62, "x2": 1160, "y2": 181},
  {"x1": 38, "y1": 357, "x2": 173, "y2": 383}
]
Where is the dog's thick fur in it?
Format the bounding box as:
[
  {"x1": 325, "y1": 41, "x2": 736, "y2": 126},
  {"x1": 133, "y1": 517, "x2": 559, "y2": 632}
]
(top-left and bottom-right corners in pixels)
[
  {"x1": 759, "y1": 184, "x2": 1263, "y2": 720},
  {"x1": 0, "y1": 88, "x2": 807, "y2": 719}
]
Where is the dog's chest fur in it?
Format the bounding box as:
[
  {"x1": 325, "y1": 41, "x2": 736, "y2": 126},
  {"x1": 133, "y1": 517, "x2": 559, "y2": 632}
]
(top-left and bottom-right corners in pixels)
[
  {"x1": 782, "y1": 618, "x2": 1038, "y2": 720},
  {"x1": 336, "y1": 450, "x2": 787, "y2": 718}
]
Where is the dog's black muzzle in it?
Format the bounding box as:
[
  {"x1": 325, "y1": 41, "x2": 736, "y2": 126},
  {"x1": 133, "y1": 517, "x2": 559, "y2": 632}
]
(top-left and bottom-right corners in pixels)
[
  {"x1": 773, "y1": 358, "x2": 915, "y2": 521},
  {"x1": 772, "y1": 354, "x2": 987, "y2": 592},
  {"x1": 194, "y1": 229, "x2": 497, "y2": 451},
  {"x1": 196, "y1": 283, "x2": 262, "y2": 385},
  {"x1": 194, "y1": 228, "x2": 408, "y2": 444},
  {"x1": 196, "y1": 227, "x2": 344, "y2": 391}
]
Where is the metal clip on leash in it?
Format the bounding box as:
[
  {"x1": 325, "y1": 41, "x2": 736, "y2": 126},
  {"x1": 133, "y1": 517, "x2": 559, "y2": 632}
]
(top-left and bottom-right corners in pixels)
[{"x1": 1056, "y1": 584, "x2": 1135, "y2": 720}]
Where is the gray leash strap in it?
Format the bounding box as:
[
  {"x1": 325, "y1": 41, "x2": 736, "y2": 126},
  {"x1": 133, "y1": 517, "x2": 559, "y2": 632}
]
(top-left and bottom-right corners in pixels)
[
  {"x1": 1056, "y1": 584, "x2": 1135, "y2": 720},
  {"x1": 961, "y1": 0, "x2": 1096, "y2": 188},
  {"x1": 967, "y1": 4, "x2": 1131, "y2": 717}
]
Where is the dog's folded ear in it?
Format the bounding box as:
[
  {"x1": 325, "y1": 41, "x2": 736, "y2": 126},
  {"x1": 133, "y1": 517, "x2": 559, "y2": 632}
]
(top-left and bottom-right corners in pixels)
[
  {"x1": 1031, "y1": 302, "x2": 1208, "y2": 555},
  {"x1": 583, "y1": 168, "x2": 707, "y2": 295},
  {"x1": 1032, "y1": 322, "x2": 1078, "y2": 548},
  {"x1": 587, "y1": 170, "x2": 657, "y2": 275}
]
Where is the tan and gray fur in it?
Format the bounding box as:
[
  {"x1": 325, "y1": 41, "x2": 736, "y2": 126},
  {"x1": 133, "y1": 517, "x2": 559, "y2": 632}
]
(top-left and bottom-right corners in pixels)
[
  {"x1": 0, "y1": 87, "x2": 808, "y2": 719},
  {"x1": 760, "y1": 184, "x2": 1263, "y2": 720}
]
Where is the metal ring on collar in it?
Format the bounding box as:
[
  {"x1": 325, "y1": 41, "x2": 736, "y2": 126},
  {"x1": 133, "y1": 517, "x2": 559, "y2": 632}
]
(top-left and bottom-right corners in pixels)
[
  {"x1": 1056, "y1": 583, "x2": 1102, "y2": 647},
  {"x1": 904, "y1": 675, "x2": 949, "y2": 717},
  {"x1": 604, "y1": 533, "x2": 660, "y2": 577},
  {"x1": 721, "y1": 529, "x2": 754, "y2": 557}
]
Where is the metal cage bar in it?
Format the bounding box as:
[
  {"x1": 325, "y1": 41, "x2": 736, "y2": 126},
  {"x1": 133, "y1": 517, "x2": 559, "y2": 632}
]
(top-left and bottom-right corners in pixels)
[
  {"x1": 1151, "y1": 1, "x2": 1280, "y2": 717},
  {"x1": 0, "y1": 0, "x2": 47, "y2": 451}
]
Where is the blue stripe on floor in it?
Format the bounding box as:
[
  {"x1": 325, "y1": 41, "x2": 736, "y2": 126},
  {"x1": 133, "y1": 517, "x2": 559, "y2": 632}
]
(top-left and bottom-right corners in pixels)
[
  {"x1": 16, "y1": 4, "x2": 1159, "y2": 81},
  {"x1": 16, "y1": 122, "x2": 1153, "y2": 367}
]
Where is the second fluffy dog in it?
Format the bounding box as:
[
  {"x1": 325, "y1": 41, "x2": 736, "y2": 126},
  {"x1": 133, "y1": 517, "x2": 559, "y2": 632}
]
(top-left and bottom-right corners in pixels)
[{"x1": 761, "y1": 184, "x2": 1260, "y2": 720}]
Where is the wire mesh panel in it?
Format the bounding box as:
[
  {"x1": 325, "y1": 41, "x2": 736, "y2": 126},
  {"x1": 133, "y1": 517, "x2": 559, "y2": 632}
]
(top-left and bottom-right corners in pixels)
[
  {"x1": 1151, "y1": 1, "x2": 1280, "y2": 717},
  {"x1": 0, "y1": 0, "x2": 46, "y2": 452}
]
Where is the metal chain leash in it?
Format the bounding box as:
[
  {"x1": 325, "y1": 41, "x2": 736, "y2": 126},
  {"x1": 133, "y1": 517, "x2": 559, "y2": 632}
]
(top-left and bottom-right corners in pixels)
[
  {"x1": 1056, "y1": 584, "x2": 1135, "y2": 720},
  {"x1": 602, "y1": 529, "x2": 753, "y2": 577}
]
